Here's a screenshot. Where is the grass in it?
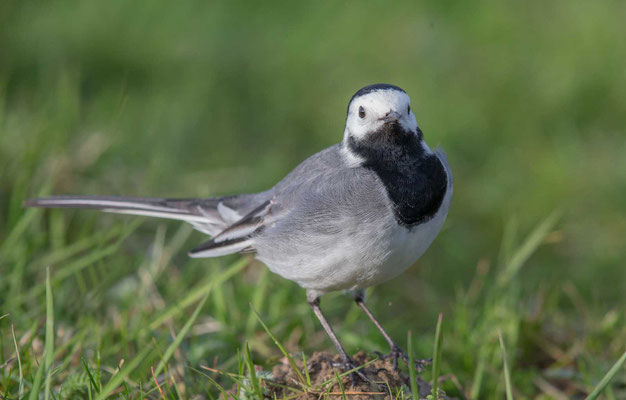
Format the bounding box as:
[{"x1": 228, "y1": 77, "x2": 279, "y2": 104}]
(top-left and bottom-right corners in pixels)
[
  {"x1": 430, "y1": 314, "x2": 444, "y2": 399},
  {"x1": 584, "y1": 350, "x2": 626, "y2": 400},
  {"x1": 1, "y1": 197, "x2": 623, "y2": 399},
  {"x1": 1, "y1": 0, "x2": 626, "y2": 398},
  {"x1": 498, "y1": 330, "x2": 514, "y2": 400},
  {"x1": 407, "y1": 332, "x2": 418, "y2": 399},
  {"x1": 252, "y1": 305, "x2": 307, "y2": 387}
]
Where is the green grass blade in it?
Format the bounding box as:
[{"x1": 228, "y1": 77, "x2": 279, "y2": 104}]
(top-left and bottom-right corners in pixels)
[
  {"x1": 96, "y1": 346, "x2": 153, "y2": 400},
  {"x1": 497, "y1": 211, "x2": 561, "y2": 287},
  {"x1": 28, "y1": 359, "x2": 45, "y2": 400},
  {"x1": 82, "y1": 358, "x2": 100, "y2": 394},
  {"x1": 407, "y1": 331, "x2": 418, "y2": 400},
  {"x1": 431, "y1": 313, "x2": 443, "y2": 399},
  {"x1": 11, "y1": 324, "x2": 24, "y2": 399},
  {"x1": 245, "y1": 342, "x2": 263, "y2": 398},
  {"x1": 198, "y1": 364, "x2": 249, "y2": 394},
  {"x1": 584, "y1": 350, "x2": 626, "y2": 400},
  {"x1": 301, "y1": 352, "x2": 312, "y2": 388},
  {"x1": 498, "y1": 330, "x2": 514, "y2": 400},
  {"x1": 251, "y1": 304, "x2": 307, "y2": 386},
  {"x1": 23, "y1": 240, "x2": 131, "y2": 302},
  {"x1": 44, "y1": 267, "x2": 55, "y2": 400},
  {"x1": 0, "y1": 208, "x2": 39, "y2": 259},
  {"x1": 29, "y1": 224, "x2": 127, "y2": 271},
  {"x1": 245, "y1": 267, "x2": 269, "y2": 335},
  {"x1": 154, "y1": 292, "x2": 210, "y2": 377},
  {"x1": 334, "y1": 371, "x2": 347, "y2": 400},
  {"x1": 188, "y1": 367, "x2": 231, "y2": 399},
  {"x1": 149, "y1": 258, "x2": 248, "y2": 330},
  {"x1": 469, "y1": 346, "x2": 487, "y2": 400}
]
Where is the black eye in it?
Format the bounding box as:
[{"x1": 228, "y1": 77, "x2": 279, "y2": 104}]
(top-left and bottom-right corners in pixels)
[
  {"x1": 407, "y1": 105, "x2": 411, "y2": 114},
  {"x1": 358, "y1": 106, "x2": 366, "y2": 118}
]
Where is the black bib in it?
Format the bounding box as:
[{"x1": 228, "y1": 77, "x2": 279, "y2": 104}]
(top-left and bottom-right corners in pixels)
[{"x1": 347, "y1": 126, "x2": 448, "y2": 227}]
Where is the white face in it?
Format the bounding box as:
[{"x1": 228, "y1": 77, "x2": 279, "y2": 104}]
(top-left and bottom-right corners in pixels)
[{"x1": 343, "y1": 89, "x2": 419, "y2": 141}]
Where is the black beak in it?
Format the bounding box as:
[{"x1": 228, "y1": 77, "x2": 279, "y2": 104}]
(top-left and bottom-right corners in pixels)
[{"x1": 378, "y1": 111, "x2": 401, "y2": 123}]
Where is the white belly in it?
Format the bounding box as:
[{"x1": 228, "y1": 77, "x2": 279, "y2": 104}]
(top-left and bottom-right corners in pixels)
[{"x1": 367, "y1": 196, "x2": 451, "y2": 287}]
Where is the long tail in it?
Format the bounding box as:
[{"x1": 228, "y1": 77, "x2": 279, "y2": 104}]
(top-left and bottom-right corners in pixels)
[
  {"x1": 24, "y1": 194, "x2": 269, "y2": 258},
  {"x1": 24, "y1": 195, "x2": 221, "y2": 223}
]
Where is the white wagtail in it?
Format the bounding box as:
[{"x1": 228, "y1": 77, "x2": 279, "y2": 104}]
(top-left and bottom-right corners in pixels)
[{"x1": 26, "y1": 83, "x2": 452, "y2": 378}]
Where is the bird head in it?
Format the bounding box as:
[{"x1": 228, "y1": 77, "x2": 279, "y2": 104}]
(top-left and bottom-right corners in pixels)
[{"x1": 343, "y1": 84, "x2": 420, "y2": 143}]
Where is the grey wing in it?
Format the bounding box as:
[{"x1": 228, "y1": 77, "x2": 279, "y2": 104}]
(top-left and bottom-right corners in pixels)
[
  {"x1": 250, "y1": 164, "x2": 392, "y2": 289},
  {"x1": 273, "y1": 169, "x2": 389, "y2": 240},
  {"x1": 270, "y1": 144, "x2": 389, "y2": 238},
  {"x1": 188, "y1": 198, "x2": 273, "y2": 257},
  {"x1": 188, "y1": 144, "x2": 348, "y2": 257}
]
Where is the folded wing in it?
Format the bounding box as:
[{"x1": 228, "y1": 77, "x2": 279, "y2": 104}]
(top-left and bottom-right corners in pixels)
[{"x1": 188, "y1": 200, "x2": 273, "y2": 258}]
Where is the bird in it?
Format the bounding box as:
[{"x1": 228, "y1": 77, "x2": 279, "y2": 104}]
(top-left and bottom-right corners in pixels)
[{"x1": 25, "y1": 83, "x2": 452, "y2": 381}]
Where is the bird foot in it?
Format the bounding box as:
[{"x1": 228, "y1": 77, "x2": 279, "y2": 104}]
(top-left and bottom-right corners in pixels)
[{"x1": 374, "y1": 345, "x2": 431, "y2": 372}]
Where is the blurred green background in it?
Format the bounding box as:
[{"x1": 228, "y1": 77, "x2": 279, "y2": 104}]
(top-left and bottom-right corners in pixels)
[{"x1": 1, "y1": 0, "x2": 625, "y2": 398}]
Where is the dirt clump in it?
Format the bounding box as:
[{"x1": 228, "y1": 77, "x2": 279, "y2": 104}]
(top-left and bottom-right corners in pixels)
[{"x1": 262, "y1": 351, "x2": 448, "y2": 399}]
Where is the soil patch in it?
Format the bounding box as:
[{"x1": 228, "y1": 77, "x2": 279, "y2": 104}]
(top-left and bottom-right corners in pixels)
[{"x1": 259, "y1": 351, "x2": 450, "y2": 399}]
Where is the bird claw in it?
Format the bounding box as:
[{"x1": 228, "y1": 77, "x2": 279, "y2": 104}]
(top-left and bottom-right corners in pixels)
[{"x1": 375, "y1": 346, "x2": 431, "y2": 372}]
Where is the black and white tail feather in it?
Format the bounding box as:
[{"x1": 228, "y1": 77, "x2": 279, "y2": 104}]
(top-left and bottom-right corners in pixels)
[{"x1": 24, "y1": 195, "x2": 272, "y2": 258}]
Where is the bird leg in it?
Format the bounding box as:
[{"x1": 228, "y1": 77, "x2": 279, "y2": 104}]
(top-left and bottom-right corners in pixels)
[
  {"x1": 354, "y1": 294, "x2": 431, "y2": 372},
  {"x1": 307, "y1": 294, "x2": 370, "y2": 385}
]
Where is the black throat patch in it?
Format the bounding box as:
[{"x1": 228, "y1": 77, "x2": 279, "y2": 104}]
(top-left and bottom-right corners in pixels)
[{"x1": 347, "y1": 125, "x2": 448, "y2": 227}]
